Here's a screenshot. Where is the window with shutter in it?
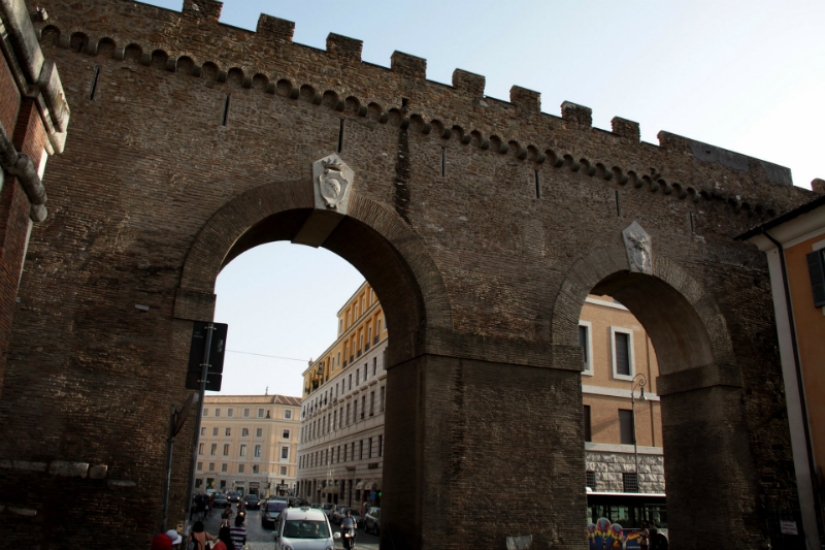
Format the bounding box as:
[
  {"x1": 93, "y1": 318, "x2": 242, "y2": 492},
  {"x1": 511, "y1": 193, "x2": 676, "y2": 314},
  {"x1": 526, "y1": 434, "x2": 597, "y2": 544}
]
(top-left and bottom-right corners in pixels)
[
  {"x1": 614, "y1": 331, "x2": 631, "y2": 377},
  {"x1": 807, "y1": 250, "x2": 825, "y2": 307},
  {"x1": 619, "y1": 409, "x2": 634, "y2": 445}
]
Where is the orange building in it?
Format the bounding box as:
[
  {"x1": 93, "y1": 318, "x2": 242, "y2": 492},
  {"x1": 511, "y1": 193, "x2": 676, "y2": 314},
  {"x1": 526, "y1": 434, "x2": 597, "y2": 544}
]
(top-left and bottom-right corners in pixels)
[{"x1": 741, "y1": 191, "x2": 825, "y2": 549}]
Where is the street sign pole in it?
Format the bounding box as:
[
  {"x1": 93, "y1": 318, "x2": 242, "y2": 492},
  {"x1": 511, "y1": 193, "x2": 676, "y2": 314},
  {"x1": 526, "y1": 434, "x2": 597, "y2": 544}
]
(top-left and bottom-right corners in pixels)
[
  {"x1": 161, "y1": 403, "x2": 177, "y2": 533},
  {"x1": 161, "y1": 392, "x2": 199, "y2": 533},
  {"x1": 183, "y1": 323, "x2": 215, "y2": 538}
]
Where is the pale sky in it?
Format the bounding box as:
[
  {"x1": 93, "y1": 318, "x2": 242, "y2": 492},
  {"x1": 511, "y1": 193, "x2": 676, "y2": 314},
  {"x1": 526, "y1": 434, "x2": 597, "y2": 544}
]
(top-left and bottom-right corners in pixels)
[{"x1": 139, "y1": 0, "x2": 825, "y2": 397}]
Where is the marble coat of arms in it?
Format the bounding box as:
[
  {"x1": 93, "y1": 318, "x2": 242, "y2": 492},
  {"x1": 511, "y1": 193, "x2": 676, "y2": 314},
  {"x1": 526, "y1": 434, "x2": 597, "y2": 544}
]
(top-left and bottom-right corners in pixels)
[{"x1": 312, "y1": 154, "x2": 354, "y2": 214}]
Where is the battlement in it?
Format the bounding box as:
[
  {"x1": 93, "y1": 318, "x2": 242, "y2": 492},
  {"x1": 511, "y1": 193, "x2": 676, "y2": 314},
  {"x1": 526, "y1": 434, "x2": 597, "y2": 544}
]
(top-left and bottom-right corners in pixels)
[{"x1": 33, "y1": 0, "x2": 815, "y2": 219}]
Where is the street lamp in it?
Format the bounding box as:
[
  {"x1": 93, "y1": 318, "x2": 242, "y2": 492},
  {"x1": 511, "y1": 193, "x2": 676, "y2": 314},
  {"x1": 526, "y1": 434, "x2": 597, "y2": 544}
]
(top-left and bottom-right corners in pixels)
[{"x1": 630, "y1": 373, "x2": 647, "y2": 482}]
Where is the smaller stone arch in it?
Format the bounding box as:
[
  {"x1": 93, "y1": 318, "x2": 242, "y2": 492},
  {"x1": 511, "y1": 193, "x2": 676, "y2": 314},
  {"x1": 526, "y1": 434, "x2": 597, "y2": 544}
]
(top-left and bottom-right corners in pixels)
[{"x1": 551, "y1": 234, "x2": 735, "y2": 374}]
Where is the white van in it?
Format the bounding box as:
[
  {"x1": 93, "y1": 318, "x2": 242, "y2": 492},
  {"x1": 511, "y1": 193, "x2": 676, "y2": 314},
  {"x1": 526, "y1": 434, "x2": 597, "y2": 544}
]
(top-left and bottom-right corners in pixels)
[{"x1": 275, "y1": 506, "x2": 339, "y2": 550}]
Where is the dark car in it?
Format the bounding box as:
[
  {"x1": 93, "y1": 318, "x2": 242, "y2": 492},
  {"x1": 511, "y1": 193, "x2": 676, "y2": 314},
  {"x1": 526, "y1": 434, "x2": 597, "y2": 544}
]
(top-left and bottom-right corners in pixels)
[
  {"x1": 226, "y1": 491, "x2": 241, "y2": 503},
  {"x1": 364, "y1": 506, "x2": 380, "y2": 535},
  {"x1": 244, "y1": 493, "x2": 260, "y2": 509},
  {"x1": 212, "y1": 494, "x2": 229, "y2": 508},
  {"x1": 261, "y1": 498, "x2": 289, "y2": 529}
]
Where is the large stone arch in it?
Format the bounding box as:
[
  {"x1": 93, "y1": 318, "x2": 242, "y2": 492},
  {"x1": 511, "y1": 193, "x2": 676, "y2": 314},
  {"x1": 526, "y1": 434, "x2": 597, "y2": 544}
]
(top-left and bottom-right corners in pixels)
[
  {"x1": 173, "y1": 178, "x2": 453, "y2": 365},
  {"x1": 551, "y1": 233, "x2": 763, "y2": 549}
]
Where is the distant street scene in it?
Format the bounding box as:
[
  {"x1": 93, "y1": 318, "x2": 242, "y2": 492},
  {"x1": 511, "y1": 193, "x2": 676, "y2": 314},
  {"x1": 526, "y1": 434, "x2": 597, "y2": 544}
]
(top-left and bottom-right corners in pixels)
[{"x1": 198, "y1": 502, "x2": 379, "y2": 550}]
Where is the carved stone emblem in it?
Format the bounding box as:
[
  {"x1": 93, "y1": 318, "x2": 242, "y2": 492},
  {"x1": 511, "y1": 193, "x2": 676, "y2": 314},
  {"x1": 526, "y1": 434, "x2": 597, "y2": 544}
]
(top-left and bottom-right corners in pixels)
[
  {"x1": 622, "y1": 221, "x2": 653, "y2": 274},
  {"x1": 312, "y1": 154, "x2": 354, "y2": 213}
]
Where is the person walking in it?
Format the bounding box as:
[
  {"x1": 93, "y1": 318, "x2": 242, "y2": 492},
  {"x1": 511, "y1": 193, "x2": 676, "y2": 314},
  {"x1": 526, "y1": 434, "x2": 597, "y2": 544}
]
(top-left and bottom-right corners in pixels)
[
  {"x1": 211, "y1": 527, "x2": 235, "y2": 550},
  {"x1": 229, "y1": 515, "x2": 247, "y2": 550},
  {"x1": 187, "y1": 521, "x2": 217, "y2": 550},
  {"x1": 165, "y1": 529, "x2": 183, "y2": 549}
]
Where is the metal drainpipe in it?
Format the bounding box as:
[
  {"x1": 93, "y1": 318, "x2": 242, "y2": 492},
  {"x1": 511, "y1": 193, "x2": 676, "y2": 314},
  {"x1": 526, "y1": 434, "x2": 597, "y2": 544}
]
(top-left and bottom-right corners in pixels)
[
  {"x1": 762, "y1": 228, "x2": 825, "y2": 547},
  {"x1": 0, "y1": 117, "x2": 48, "y2": 221}
]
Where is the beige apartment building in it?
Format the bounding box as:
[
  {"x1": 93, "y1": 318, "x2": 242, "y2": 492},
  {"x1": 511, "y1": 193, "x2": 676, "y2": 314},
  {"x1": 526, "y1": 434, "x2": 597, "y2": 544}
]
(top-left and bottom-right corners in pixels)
[
  {"x1": 297, "y1": 281, "x2": 387, "y2": 509},
  {"x1": 196, "y1": 394, "x2": 302, "y2": 496},
  {"x1": 297, "y1": 287, "x2": 665, "y2": 508}
]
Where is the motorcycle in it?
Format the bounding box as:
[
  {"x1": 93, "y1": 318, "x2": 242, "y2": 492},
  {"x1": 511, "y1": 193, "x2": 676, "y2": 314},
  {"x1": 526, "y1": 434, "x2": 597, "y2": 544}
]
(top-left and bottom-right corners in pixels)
[{"x1": 341, "y1": 524, "x2": 357, "y2": 550}]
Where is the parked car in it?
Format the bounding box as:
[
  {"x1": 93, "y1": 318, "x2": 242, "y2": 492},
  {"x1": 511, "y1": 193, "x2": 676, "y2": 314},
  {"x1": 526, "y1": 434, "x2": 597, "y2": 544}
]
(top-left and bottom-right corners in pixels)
[
  {"x1": 226, "y1": 491, "x2": 242, "y2": 503},
  {"x1": 327, "y1": 504, "x2": 346, "y2": 523},
  {"x1": 274, "y1": 506, "x2": 337, "y2": 550},
  {"x1": 212, "y1": 494, "x2": 229, "y2": 508},
  {"x1": 363, "y1": 507, "x2": 381, "y2": 535},
  {"x1": 321, "y1": 503, "x2": 335, "y2": 517},
  {"x1": 262, "y1": 499, "x2": 290, "y2": 529},
  {"x1": 244, "y1": 493, "x2": 260, "y2": 509}
]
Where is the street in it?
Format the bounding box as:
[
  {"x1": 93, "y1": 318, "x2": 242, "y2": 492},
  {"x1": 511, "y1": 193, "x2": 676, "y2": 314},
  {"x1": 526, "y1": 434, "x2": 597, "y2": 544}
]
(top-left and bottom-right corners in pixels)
[{"x1": 200, "y1": 504, "x2": 379, "y2": 550}]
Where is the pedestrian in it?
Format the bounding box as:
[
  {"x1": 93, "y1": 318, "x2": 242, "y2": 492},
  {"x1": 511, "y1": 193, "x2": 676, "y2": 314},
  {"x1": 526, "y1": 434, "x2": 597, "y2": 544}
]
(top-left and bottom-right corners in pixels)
[
  {"x1": 165, "y1": 529, "x2": 183, "y2": 549},
  {"x1": 229, "y1": 515, "x2": 247, "y2": 550},
  {"x1": 187, "y1": 520, "x2": 217, "y2": 550},
  {"x1": 152, "y1": 533, "x2": 173, "y2": 550},
  {"x1": 638, "y1": 521, "x2": 650, "y2": 550},
  {"x1": 211, "y1": 526, "x2": 235, "y2": 550},
  {"x1": 220, "y1": 504, "x2": 235, "y2": 528}
]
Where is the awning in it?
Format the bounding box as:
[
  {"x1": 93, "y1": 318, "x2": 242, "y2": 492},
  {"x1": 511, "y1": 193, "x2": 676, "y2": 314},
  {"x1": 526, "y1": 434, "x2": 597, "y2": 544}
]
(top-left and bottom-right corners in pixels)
[{"x1": 354, "y1": 480, "x2": 365, "y2": 490}]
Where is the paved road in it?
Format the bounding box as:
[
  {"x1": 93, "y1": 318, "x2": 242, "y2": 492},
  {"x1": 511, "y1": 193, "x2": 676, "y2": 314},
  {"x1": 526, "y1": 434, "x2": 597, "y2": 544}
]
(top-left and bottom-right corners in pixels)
[{"x1": 199, "y1": 504, "x2": 379, "y2": 550}]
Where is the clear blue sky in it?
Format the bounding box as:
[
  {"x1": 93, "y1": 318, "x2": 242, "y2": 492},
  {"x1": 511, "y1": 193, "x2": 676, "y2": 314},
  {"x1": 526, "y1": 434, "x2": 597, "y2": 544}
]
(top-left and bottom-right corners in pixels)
[{"x1": 139, "y1": 0, "x2": 824, "y2": 397}]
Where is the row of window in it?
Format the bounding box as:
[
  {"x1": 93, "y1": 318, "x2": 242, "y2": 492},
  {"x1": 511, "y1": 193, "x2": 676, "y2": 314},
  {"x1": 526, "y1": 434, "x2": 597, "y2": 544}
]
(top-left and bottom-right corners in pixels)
[
  {"x1": 196, "y1": 462, "x2": 271, "y2": 475},
  {"x1": 304, "y1": 356, "x2": 384, "y2": 418},
  {"x1": 300, "y1": 435, "x2": 383, "y2": 469},
  {"x1": 338, "y1": 289, "x2": 378, "y2": 335},
  {"x1": 198, "y1": 442, "x2": 291, "y2": 459},
  {"x1": 200, "y1": 426, "x2": 289, "y2": 439},
  {"x1": 202, "y1": 407, "x2": 293, "y2": 419},
  {"x1": 302, "y1": 385, "x2": 386, "y2": 443},
  {"x1": 583, "y1": 405, "x2": 636, "y2": 445},
  {"x1": 578, "y1": 323, "x2": 636, "y2": 379}
]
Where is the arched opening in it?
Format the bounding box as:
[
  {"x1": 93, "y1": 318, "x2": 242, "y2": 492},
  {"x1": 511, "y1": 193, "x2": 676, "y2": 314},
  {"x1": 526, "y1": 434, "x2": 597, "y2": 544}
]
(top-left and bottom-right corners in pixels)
[
  {"x1": 558, "y1": 259, "x2": 762, "y2": 549},
  {"x1": 173, "y1": 181, "x2": 452, "y2": 546}
]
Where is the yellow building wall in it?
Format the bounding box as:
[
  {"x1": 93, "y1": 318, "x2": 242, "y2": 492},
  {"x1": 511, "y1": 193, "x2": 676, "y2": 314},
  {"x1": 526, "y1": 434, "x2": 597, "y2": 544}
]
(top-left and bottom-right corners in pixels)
[
  {"x1": 580, "y1": 296, "x2": 662, "y2": 448},
  {"x1": 785, "y1": 236, "x2": 825, "y2": 476}
]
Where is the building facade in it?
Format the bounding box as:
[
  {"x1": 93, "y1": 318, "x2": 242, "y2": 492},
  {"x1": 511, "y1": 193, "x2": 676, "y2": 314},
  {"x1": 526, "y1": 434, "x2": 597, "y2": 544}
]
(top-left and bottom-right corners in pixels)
[
  {"x1": 741, "y1": 191, "x2": 825, "y2": 549},
  {"x1": 0, "y1": 0, "x2": 69, "y2": 401},
  {"x1": 581, "y1": 295, "x2": 664, "y2": 494},
  {"x1": 297, "y1": 285, "x2": 665, "y2": 509},
  {"x1": 196, "y1": 394, "x2": 302, "y2": 497},
  {"x1": 297, "y1": 281, "x2": 388, "y2": 510}
]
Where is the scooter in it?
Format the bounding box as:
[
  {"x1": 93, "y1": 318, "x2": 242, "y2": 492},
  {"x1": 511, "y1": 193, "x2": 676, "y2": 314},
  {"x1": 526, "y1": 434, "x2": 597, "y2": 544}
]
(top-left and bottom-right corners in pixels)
[{"x1": 341, "y1": 525, "x2": 357, "y2": 550}]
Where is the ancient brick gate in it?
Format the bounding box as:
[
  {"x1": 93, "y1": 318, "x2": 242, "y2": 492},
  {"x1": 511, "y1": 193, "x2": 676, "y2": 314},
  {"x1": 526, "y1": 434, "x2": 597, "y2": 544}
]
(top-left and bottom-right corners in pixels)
[{"x1": 0, "y1": 1, "x2": 814, "y2": 548}]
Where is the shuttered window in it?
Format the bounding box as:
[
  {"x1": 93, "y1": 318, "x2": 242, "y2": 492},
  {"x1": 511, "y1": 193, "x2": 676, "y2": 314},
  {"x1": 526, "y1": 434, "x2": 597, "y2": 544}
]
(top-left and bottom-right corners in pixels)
[
  {"x1": 615, "y1": 332, "x2": 631, "y2": 376},
  {"x1": 584, "y1": 405, "x2": 592, "y2": 442},
  {"x1": 619, "y1": 409, "x2": 634, "y2": 445},
  {"x1": 579, "y1": 325, "x2": 589, "y2": 369},
  {"x1": 807, "y1": 250, "x2": 825, "y2": 307}
]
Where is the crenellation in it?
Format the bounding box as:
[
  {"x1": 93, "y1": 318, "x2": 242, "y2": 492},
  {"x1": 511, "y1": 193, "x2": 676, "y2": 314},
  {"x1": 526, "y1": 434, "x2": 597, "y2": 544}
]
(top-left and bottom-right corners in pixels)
[
  {"x1": 452, "y1": 68, "x2": 485, "y2": 97},
  {"x1": 509, "y1": 85, "x2": 541, "y2": 114},
  {"x1": 256, "y1": 13, "x2": 294, "y2": 43},
  {"x1": 561, "y1": 100, "x2": 592, "y2": 127},
  {"x1": 30, "y1": 13, "x2": 808, "y2": 224},
  {"x1": 183, "y1": 0, "x2": 222, "y2": 22},
  {"x1": 391, "y1": 50, "x2": 426, "y2": 80},
  {"x1": 326, "y1": 33, "x2": 362, "y2": 63},
  {"x1": 610, "y1": 116, "x2": 640, "y2": 141}
]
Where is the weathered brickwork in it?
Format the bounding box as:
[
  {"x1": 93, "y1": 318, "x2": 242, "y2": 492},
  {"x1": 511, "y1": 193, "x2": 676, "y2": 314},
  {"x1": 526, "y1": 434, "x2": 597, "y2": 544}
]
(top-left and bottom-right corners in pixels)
[
  {"x1": 0, "y1": 0, "x2": 69, "y2": 404},
  {"x1": 0, "y1": 0, "x2": 817, "y2": 548}
]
